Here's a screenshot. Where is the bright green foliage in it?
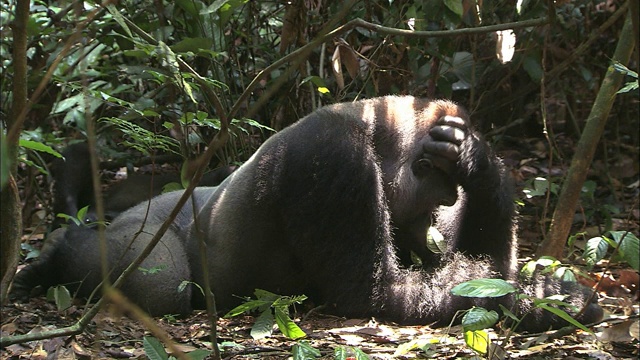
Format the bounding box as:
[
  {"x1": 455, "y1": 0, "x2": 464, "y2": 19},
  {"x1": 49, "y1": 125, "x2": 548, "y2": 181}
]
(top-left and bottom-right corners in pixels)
[
  {"x1": 292, "y1": 341, "x2": 321, "y2": 360},
  {"x1": 223, "y1": 289, "x2": 307, "y2": 340},
  {"x1": 583, "y1": 231, "x2": 640, "y2": 271},
  {"x1": 461, "y1": 307, "x2": 499, "y2": 331},
  {"x1": 520, "y1": 256, "x2": 577, "y2": 283},
  {"x1": 463, "y1": 329, "x2": 490, "y2": 355},
  {"x1": 532, "y1": 299, "x2": 590, "y2": 332},
  {"x1": 451, "y1": 278, "x2": 517, "y2": 298}
]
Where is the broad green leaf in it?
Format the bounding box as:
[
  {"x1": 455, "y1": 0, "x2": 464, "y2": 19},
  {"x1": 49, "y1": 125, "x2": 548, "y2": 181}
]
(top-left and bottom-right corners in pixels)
[
  {"x1": 536, "y1": 304, "x2": 591, "y2": 332},
  {"x1": 444, "y1": 0, "x2": 463, "y2": 17},
  {"x1": 274, "y1": 307, "x2": 306, "y2": 339},
  {"x1": 143, "y1": 336, "x2": 169, "y2": 360},
  {"x1": 175, "y1": 0, "x2": 201, "y2": 17},
  {"x1": 461, "y1": 307, "x2": 499, "y2": 331},
  {"x1": 49, "y1": 285, "x2": 72, "y2": 312},
  {"x1": 19, "y1": 139, "x2": 62, "y2": 158},
  {"x1": 451, "y1": 279, "x2": 517, "y2": 298},
  {"x1": 610, "y1": 231, "x2": 640, "y2": 271},
  {"x1": 292, "y1": 341, "x2": 321, "y2": 360},
  {"x1": 464, "y1": 330, "x2": 489, "y2": 354},
  {"x1": 250, "y1": 310, "x2": 274, "y2": 339},
  {"x1": 583, "y1": 237, "x2": 609, "y2": 267}
]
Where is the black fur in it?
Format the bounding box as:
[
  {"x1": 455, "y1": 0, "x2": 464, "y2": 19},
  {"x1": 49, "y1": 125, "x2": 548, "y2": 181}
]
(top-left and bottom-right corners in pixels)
[
  {"x1": 12, "y1": 96, "x2": 601, "y2": 331},
  {"x1": 50, "y1": 142, "x2": 235, "y2": 227}
]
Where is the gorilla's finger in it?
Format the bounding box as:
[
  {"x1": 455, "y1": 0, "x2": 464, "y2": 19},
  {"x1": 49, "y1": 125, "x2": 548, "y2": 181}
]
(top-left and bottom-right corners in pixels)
[
  {"x1": 437, "y1": 115, "x2": 467, "y2": 128},
  {"x1": 423, "y1": 141, "x2": 460, "y2": 162},
  {"x1": 429, "y1": 125, "x2": 466, "y2": 144}
]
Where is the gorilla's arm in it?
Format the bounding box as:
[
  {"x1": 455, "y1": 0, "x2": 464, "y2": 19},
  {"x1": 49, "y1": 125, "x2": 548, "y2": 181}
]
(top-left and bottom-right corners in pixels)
[{"x1": 431, "y1": 116, "x2": 517, "y2": 279}]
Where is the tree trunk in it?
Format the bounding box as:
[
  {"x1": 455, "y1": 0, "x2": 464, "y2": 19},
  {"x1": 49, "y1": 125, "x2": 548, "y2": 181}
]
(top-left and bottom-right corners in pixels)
[
  {"x1": 0, "y1": 0, "x2": 29, "y2": 304},
  {"x1": 538, "y1": 11, "x2": 636, "y2": 259}
]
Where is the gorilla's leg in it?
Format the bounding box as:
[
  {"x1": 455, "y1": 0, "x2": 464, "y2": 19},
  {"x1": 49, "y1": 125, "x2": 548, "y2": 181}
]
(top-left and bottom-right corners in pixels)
[{"x1": 10, "y1": 189, "x2": 218, "y2": 315}]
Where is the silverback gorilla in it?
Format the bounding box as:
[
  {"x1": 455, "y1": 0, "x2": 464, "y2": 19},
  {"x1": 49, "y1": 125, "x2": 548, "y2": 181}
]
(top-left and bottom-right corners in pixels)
[{"x1": 11, "y1": 96, "x2": 602, "y2": 332}]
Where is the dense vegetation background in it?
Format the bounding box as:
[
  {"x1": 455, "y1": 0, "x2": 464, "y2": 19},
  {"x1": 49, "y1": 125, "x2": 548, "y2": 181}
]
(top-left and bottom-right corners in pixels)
[{"x1": 0, "y1": 0, "x2": 638, "y2": 358}]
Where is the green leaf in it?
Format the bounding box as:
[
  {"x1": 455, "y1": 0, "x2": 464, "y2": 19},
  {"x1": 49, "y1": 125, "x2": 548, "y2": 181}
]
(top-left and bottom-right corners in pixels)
[
  {"x1": 498, "y1": 304, "x2": 520, "y2": 322},
  {"x1": 583, "y1": 237, "x2": 609, "y2": 267},
  {"x1": 444, "y1": 0, "x2": 463, "y2": 17},
  {"x1": 224, "y1": 299, "x2": 271, "y2": 318},
  {"x1": 426, "y1": 226, "x2": 446, "y2": 254},
  {"x1": 274, "y1": 307, "x2": 306, "y2": 339},
  {"x1": 523, "y1": 54, "x2": 543, "y2": 82},
  {"x1": 143, "y1": 336, "x2": 169, "y2": 360},
  {"x1": 451, "y1": 279, "x2": 517, "y2": 298},
  {"x1": 272, "y1": 294, "x2": 308, "y2": 308},
  {"x1": 254, "y1": 288, "x2": 280, "y2": 302},
  {"x1": 394, "y1": 339, "x2": 435, "y2": 356},
  {"x1": 464, "y1": 330, "x2": 489, "y2": 354},
  {"x1": 185, "y1": 349, "x2": 212, "y2": 360},
  {"x1": 250, "y1": 310, "x2": 274, "y2": 339},
  {"x1": 292, "y1": 341, "x2": 321, "y2": 360},
  {"x1": 610, "y1": 231, "x2": 640, "y2": 271},
  {"x1": 48, "y1": 285, "x2": 72, "y2": 312},
  {"x1": 334, "y1": 345, "x2": 348, "y2": 360},
  {"x1": 76, "y1": 206, "x2": 89, "y2": 224},
  {"x1": 170, "y1": 37, "x2": 213, "y2": 53},
  {"x1": 352, "y1": 347, "x2": 370, "y2": 360},
  {"x1": 334, "y1": 346, "x2": 369, "y2": 360},
  {"x1": 461, "y1": 307, "x2": 499, "y2": 331},
  {"x1": 19, "y1": 139, "x2": 62, "y2": 158},
  {"x1": 536, "y1": 304, "x2": 591, "y2": 332}
]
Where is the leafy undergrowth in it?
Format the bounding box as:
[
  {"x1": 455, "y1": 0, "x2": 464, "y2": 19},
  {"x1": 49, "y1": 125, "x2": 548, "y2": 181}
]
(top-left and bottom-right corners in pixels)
[
  {"x1": 1, "y1": 292, "x2": 638, "y2": 360},
  {"x1": 1, "y1": 263, "x2": 638, "y2": 360}
]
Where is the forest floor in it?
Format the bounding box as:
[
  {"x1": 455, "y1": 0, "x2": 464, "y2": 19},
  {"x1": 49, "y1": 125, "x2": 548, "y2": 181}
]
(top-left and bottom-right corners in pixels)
[{"x1": 1, "y1": 136, "x2": 639, "y2": 359}]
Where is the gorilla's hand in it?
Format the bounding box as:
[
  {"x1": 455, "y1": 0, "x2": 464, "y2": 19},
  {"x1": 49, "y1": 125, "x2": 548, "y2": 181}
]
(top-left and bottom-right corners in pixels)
[
  {"x1": 517, "y1": 275, "x2": 604, "y2": 332},
  {"x1": 435, "y1": 116, "x2": 497, "y2": 190},
  {"x1": 417, "y1": 115, "x2": 467, "y2": 179}
]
